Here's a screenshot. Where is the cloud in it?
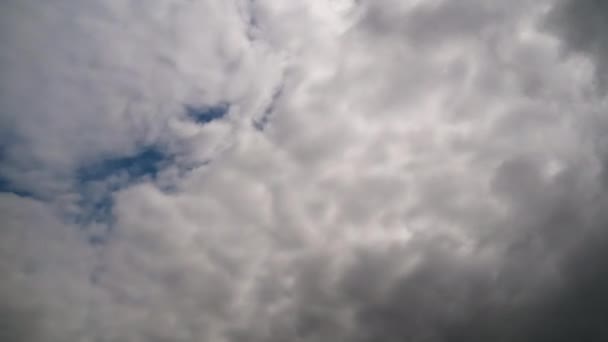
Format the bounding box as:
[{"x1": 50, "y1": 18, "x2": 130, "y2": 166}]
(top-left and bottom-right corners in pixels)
[
  {"x1": 0, "y1": 0, "x2": 284, "y2": 197},
  {"x1": 0, "y1": 194, "x2": 98, "y2": 341},
  {"x1": 546, "y1": 0, "x2": 608, "y2": 87},
  {"x1": 2, "y1": 0, "x2": 608, "y2": 341}
]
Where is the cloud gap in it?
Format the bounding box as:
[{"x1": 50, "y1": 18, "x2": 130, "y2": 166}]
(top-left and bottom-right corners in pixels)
[
  {"x1": 185, "y1": 103, "x2": 230, "y2": 124},
  {"x1": 74, "y1": 146, "x2": 172, "y2": 227},
  {"x1": 0, "y1": 176, "x2": 36, "y2": 199},
  {"x1": 0, "y1": 146, "x2": 37, "y2": 199},
  {"x1": 77, "y1": 146, "x2": 169, "y2": 183}
]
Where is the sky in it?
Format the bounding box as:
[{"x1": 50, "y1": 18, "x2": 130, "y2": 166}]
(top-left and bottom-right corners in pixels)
[{"x1": 1, "y1": 0, "x2": 608, "y2": 341}]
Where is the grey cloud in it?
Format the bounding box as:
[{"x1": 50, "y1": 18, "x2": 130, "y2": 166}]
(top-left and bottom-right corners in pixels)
[
  {"x1": 546, "y1": 0, "x2": 608, "y2": 88},
  {"x1": 358, "y1": 0, "x2": 519, "y2": 47}
]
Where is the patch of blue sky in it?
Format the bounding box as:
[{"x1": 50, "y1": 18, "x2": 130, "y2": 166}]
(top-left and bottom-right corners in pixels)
[
  {"x1": 77, "y1": 146, "x2": 169, "y2": 184},
  {"x1": 75, "y1": 146, "x2": 172, "y2": 225},
  {"x1": 184, "y1": 103, "x2": 230, "y2": 124},
  {"x1": 0, "y1": 174, "x2": 35, "y2": 198},
  {"x1": 0, "y1": 146, "x2": 36, "y2": 198}
]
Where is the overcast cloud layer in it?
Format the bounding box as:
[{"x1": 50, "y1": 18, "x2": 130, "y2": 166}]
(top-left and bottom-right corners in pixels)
[{"x1": 2, "y1": 0, "x2": 608, "y2": 341}]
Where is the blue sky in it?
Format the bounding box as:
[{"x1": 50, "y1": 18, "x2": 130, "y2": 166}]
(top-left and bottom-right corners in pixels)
[{"x1": 185, "y1": 103, "x2": 230, "y2": 124}]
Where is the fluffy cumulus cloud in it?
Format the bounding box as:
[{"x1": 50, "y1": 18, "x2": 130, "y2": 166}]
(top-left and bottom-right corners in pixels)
[{"x1": 2, "y1": 0, "x2": 608, "y2": 341}]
